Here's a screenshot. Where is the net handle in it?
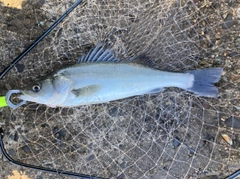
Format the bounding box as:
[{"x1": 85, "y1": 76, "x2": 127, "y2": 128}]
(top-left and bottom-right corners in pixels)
[
  {"x1": 0, "y1": 128, "x2": 107, "y2": 179},
  {"x1": 0, "y1": 0, "x2": 83, "y2": 79}
]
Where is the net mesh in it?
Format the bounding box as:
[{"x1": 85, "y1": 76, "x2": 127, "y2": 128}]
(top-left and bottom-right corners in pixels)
[{"x1": 0, "y1": 0, "x2": 240, "y2": 178}]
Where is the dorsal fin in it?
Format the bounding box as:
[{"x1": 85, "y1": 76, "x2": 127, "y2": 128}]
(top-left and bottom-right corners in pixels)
[
  {"x1": 77, "y1": 42, "x2": 119, "y2": 63},
  {"x1": 130, "y1": 54, "x2": 158, "y2": 69}
]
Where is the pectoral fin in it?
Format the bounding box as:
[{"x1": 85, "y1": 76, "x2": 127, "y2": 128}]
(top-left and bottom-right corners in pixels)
[{"x1": 71, "y1": 85, "x2": 101, "y2": 97}]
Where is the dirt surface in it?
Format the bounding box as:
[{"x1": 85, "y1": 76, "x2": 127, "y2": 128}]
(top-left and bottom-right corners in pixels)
[
  {"x1": 0, "y1": 0, "x2": 25, "y2": 9},
  {"x1": 0, "y1": 0, "x2": 240, "y2": 179}
]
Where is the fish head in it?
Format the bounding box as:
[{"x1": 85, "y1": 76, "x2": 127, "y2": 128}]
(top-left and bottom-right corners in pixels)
[
  {"x1": 18, "y1": 75, "x2": 71, "y2": 107},
  {"x1": 18, "y1": 78, "x2": 56, "y2": 105}
]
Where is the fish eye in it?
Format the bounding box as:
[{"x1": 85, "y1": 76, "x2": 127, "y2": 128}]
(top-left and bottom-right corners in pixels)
[{"x1": 32, "y1": 84, "x2": 41, "y2": 92}]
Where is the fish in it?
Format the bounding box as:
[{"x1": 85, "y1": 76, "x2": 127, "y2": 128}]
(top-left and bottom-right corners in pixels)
[{"x1": 16, "y1": 43, "x2": 222, "y2": 108}]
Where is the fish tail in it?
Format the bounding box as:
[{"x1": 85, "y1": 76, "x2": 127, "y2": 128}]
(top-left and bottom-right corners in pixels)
[{"x1": 186, "y1": 68, "x2": 223, "y2": 97}]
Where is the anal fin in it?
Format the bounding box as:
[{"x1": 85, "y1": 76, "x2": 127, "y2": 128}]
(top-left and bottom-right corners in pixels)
[{"x1": 147, "y1": 88, "x2": 164, "y2": 94}]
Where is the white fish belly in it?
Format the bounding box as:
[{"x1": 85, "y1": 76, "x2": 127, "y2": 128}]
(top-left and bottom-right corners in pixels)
[{"x1": 58, "y1": 63, "x2": 193, "y2": 107}]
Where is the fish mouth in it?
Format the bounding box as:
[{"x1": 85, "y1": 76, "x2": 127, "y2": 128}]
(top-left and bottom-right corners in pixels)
[
  {"x1": 17, "y1": 90, "x2": 30, "y2": 101},
  {"x1": 17, "y1": 91, "x2": 25, "y2": 100},
  {"x1": 6, "y1": 90, "x2": 27, "y2": 109}
]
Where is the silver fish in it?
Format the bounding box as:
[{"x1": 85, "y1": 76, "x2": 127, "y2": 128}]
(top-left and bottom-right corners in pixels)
[{"x1": 8, "y1": 43, "x2": 223, "y2": 108}]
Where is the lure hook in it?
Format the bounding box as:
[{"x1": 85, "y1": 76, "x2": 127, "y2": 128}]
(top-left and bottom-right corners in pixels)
[{"x1": 6, "y1": 90, "x2": 26, "y2": 109}]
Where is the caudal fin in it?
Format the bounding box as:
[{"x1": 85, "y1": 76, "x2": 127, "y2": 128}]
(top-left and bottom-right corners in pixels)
[{"x1": 186, "y1": 68, "x2": 223, "y2": 97}]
